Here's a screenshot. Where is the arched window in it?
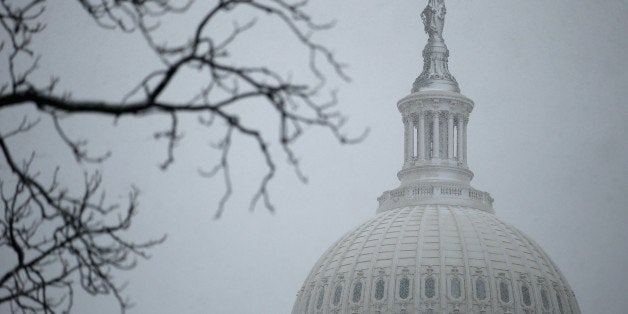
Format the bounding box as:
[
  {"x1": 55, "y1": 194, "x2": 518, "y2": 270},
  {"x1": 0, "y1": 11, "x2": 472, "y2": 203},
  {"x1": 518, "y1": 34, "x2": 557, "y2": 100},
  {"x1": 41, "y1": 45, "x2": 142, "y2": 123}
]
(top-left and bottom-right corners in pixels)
[
  {"x1": 375, "y1": 279, "x2": 385, "y2": 301},
  {"x1": 541, "y1": 289, "x2": 550, "y2": 310},
  {"x1": 451, "y1": 277, "x2": 461, "y2": 299},
  {"x1": 352, "y1": 281, "x2": 363, "y2": 303},
  {"x1": 425, "y1": 276, "x2": 436, "y2": 298},
  {"x1": 399, "y1": 277, "x2": 410, "y2": 299},
  {"x1": 475, "y1": 278, "x2": 487, "y2": 301},
  {"x1": 333, "y1": 285, "x2": 342, "y2": 306},
  {"x1": 521, "y1": 284, "x2": 532, "y2": 306},
  {"x1": 316, "y1": 288, "x2": 325, "y2": 309},
  {"x1": 499, "y1": 281, "x2": 510, "y2": 303},
  {"x1": 556, "y1": 291, "x2": 565, "y2": 314}
]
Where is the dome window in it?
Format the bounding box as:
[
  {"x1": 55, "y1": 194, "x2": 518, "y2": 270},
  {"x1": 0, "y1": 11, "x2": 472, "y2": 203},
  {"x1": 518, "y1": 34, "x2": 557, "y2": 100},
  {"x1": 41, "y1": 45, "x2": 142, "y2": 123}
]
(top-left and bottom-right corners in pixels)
[
  {"x1": 450, "y1": 277, "x2": 462, "y2": 299},
  {"x1": 332, "y1": 285, "x2": 342, "y2": 306},
  {"x1": 499, "y1": 281, "x2": 510, "y2": 303},
  {"x1": 375, "y1": 279, "x2": 386, "y2": 301},
  {"x1": 425, "y1": 276, "x2": 436, "y2": 299},
  {"x1": 352, "y1": 281, "x2": 363, "y2": 303},
  {"x1": 521, "y1": 284, "x2": 532, "y2": 306},
  {"x1": 556, "y1": 292, "x2": 565, "y2": 314},
  {"x1": 316, "y1": 288, "x2": 325, "y2": 310},
  {"x1": 475, "y1": 278, "x2": 487, "y2": 301},
  {"x1": 398, "y1": 277, "x2": 410, "y2": 299},
  {"x1": 541, "y1": 289, "x2": 550, "y2": 310}
]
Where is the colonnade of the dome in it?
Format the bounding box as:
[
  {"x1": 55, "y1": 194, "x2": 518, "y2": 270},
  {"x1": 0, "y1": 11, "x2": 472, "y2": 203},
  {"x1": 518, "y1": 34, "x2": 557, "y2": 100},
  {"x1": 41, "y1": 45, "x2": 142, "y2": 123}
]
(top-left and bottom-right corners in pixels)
[
  {"x1": 394, "y1": 92, "x2": 476, "y2": 189},
  {"x1": 403, "y1": 110, "x2": 468, "y2": 166}
]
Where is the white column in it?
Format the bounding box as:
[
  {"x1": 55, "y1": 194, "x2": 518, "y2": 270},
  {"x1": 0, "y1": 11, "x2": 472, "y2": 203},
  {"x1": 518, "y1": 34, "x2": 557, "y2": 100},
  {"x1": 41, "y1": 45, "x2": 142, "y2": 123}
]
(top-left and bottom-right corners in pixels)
[
  {"x1": 432, "y1": 111, "x2": 440, "y2": 159},
  {"x1": 457, "y1": 114, "x2": 463, "y2": 161},
  {"x1": 447, "y1": 112, "x2": 454, "y2": 160},
  {"x1": 418, "y1": 112, "x2": 425, "y2": 160},
  {"x1": 403, "y1": 116, "x2": 413, "y2": 163},
  {"x1": 463, "y1": 115, "x2": 468, "y2": 163}
]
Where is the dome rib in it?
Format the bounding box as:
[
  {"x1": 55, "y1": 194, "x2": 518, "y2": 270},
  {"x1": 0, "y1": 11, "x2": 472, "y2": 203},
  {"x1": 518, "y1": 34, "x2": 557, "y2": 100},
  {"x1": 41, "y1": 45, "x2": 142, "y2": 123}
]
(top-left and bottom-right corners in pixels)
[
  {"x1": 506, "y1": 219, "x2": 579, "y2": 312},
  {"x1": 411, "y1": 206, "x2": 428, "y2": 309},
  {"x1": 436, "y1": 205, "x2": 446, "y2": 311},
  {"x1": 363, "y1": 207, "x2": 411, "y2": 312},
  {"x1": 450, "y1": 206, "x2": 475, "y2": 308},
  {"x1": 491, "y1": 213, "x2": 539, "y2": 311},
  {"x1": 481, "y1": 210, "x2": 519, "y2": 311},
  {"x1": 458, "y1": 206, "x2": 500, "y2": 310},
  {"x1": 387, "y1": 206, "x2": 419, "y2": 311},
  {"x1": 339, "y1": 209, "x2": 402, "y2": 311},
  {"x1": 503, "y1": 219, "x2": 551, "y2": 313},
  {"x1": 326, "y1": 216, "x2": 379, "y2": 306},
  {"x1": 300, "y1": 219, "x2": 367, "y2": 312}
]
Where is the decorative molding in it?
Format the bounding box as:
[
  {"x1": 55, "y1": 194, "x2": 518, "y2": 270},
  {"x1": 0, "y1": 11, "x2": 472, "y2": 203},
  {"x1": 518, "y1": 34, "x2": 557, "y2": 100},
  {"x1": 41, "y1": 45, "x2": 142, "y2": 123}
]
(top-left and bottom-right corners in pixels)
[
  {"x1": 446, "y1": 266, "x2": 465, "y2": 302},
  {"x1": 370, "y1": 268, "x2": 389, "y2": 310},
  {"x1": 397, "y1": 92, "x2": 474, "y2": 115},
  {"x1": 377, "y1": 182, "x2": 493, "y2": 213}
]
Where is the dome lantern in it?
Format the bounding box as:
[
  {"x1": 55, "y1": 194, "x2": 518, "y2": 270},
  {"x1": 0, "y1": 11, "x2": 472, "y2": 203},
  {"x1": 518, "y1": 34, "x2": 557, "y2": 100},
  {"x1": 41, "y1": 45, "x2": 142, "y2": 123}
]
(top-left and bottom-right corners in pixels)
[{"x1": 383, "y1": 0, "x2": 492, "y2": 214}]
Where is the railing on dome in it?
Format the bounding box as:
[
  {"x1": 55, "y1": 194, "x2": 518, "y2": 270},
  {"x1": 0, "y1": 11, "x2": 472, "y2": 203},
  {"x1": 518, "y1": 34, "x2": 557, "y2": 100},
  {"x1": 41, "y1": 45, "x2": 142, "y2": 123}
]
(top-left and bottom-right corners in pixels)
[{"x1": 377, "y1": 183, "x2": 494, "y2": 213}]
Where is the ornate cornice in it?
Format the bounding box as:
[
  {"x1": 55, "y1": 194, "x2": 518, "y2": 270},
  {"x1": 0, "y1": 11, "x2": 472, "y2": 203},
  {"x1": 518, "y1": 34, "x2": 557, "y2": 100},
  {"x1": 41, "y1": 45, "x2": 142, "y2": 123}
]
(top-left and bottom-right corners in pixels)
[
  {"x1": 377, "y1": 182, "x2": 494, "y2": 213},
  {"x1": 397, "y1": 91, "x2": 474, "y2": 114}
]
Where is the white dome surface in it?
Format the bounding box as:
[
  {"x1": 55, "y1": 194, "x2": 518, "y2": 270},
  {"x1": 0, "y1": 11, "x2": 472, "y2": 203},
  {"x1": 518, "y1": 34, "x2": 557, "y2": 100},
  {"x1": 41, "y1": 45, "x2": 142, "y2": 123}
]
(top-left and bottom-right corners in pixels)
[{"x1": 292, "y1": 205, "x2": 579, "y2": 313}]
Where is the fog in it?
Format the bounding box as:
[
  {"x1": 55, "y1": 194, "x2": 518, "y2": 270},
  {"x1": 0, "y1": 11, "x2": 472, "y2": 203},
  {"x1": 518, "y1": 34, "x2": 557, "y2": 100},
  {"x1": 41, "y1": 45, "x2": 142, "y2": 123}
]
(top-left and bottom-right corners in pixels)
[{"x1": 1, "y1": 1, "x2": 626, "y2": 313}]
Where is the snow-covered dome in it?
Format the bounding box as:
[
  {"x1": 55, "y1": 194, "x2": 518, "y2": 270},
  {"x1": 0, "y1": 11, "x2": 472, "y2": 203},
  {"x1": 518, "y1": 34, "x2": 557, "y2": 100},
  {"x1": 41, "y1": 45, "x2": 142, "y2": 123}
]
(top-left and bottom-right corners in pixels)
[
  {"x1": 292, "y1": 205, "x2": 579, "y2": 313},
  {"x1": 292, "y1": 1, "x2": 580, "y2": 313}
]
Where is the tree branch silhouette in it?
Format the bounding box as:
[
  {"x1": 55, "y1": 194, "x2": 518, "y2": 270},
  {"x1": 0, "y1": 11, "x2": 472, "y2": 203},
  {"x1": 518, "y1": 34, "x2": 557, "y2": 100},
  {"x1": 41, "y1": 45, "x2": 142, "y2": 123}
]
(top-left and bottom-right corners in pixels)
[{"x1": 0, "y1": 0, "x2": 365, "y2": 312}]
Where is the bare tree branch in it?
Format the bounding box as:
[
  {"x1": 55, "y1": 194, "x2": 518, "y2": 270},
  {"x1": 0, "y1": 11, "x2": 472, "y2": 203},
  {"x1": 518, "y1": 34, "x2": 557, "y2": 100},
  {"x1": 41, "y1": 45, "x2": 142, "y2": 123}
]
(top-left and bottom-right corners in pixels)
[{"x1": 0, "y1": 0, "x2": 365, "y2": 311}]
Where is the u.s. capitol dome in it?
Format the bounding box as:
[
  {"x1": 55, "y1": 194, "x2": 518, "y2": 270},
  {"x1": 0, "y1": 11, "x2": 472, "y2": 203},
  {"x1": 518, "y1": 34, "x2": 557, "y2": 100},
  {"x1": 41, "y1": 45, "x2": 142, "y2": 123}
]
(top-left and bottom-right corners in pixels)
[
  {"x1": 292, "y1": 1, "x2": 580, "y2": 313},
  {"x1": 292, "y1": 204, "x2": 578, "y2": 313}
]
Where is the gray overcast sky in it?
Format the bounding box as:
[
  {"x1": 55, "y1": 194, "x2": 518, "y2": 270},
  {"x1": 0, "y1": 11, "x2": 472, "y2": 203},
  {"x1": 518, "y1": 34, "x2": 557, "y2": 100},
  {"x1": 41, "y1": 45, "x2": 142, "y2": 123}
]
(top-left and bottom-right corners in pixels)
[{"x1": 1, "y1": 0, "x2": 627, "y2": 313}]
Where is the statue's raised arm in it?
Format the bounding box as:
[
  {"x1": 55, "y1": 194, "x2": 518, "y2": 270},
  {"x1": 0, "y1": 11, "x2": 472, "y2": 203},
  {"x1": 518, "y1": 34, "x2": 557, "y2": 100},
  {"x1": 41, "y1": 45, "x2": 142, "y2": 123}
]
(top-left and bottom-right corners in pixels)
[{"x1": 421, "y1": 0, "x2": 447, "y2": 39}]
